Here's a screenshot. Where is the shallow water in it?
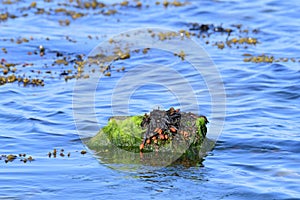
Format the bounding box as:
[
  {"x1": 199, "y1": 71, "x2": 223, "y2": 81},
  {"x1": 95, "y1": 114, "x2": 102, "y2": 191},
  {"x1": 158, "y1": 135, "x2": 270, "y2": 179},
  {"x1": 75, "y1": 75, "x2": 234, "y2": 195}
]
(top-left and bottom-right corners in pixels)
[{"x1": 1, "y1": 0, "x2": 300, "y2": 199}]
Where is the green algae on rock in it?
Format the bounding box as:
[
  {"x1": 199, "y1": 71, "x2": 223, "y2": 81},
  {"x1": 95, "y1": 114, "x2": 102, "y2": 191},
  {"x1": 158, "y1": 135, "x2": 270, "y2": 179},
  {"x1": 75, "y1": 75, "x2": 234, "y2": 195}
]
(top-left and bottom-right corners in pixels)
[
  {"x1": 87, "y1": 115, "x2": 144, "y2": 151},
  {"x1": 86, "y1": 109, "x2": 213, "y2": 167},
  {"x1": 87, "y1": 109, "x2": 209, "y2": 153}
]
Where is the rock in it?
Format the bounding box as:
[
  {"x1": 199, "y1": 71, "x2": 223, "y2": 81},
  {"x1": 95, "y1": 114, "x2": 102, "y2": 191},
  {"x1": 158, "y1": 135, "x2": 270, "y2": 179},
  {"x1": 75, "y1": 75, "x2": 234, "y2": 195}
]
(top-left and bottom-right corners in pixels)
[{"x1": 86, "y1": 109, "x2": 213, "y2": 167}]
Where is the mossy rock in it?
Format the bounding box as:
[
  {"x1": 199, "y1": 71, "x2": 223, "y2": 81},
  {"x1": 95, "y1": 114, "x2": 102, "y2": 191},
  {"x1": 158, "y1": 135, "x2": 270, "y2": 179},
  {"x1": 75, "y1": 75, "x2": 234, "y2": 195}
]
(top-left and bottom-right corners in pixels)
[
  {"x1": 86, "y1": 110, "x2": 213, "y2": 167},
  {"x1": 87, "y1": 111, "x2": 208, "y2": 152}
]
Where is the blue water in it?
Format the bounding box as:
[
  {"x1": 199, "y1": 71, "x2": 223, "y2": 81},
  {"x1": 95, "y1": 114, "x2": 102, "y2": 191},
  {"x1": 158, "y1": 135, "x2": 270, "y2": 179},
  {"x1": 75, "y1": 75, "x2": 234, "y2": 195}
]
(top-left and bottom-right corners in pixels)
[{"x1": 1, "y1": 0, "x2": 300, "y2": 199}]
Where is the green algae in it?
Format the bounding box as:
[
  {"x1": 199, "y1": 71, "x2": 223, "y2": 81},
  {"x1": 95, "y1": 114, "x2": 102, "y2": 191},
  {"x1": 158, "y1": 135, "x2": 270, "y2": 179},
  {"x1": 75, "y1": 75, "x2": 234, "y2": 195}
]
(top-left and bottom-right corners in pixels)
[
  {"x1": 87, "y1": 116, "x2": 145, "y2": 151},
  {"x1": 195, "y1": 116, "x2": 208, "y2": 144}
]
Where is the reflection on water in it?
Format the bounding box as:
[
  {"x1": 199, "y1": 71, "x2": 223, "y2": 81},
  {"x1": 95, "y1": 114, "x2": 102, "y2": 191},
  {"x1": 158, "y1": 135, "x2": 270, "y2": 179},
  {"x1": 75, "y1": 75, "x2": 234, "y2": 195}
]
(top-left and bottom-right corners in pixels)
[{"x1": 89, "y1": 138, "x2": 214, "y2": 171}]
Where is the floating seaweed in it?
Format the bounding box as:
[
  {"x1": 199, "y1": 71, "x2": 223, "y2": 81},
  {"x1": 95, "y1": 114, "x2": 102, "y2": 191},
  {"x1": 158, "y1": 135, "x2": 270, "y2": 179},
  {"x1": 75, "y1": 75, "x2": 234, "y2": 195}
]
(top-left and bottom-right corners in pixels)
[
  {"x1": 0, "y1": 154, "x2": 34, "y2": 164},
  {"x1": 0, "y1": 149, "x2": 88, "y2": 164},
  {"x1": 0, "y1": 1, "x2": 297, "y2": 88},
  {"x1": 242, "y1": 54, "x2": 298, "y2": 63},
  {"x1": 174, "y1": 50, "x2": 186, "y2": 60}
]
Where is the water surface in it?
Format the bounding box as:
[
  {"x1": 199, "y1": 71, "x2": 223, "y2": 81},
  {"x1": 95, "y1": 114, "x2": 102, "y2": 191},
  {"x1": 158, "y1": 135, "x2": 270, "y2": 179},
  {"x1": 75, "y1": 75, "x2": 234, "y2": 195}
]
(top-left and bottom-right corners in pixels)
[{"x1": 0, "y1": 0, "x2": 300, "y2": 199}]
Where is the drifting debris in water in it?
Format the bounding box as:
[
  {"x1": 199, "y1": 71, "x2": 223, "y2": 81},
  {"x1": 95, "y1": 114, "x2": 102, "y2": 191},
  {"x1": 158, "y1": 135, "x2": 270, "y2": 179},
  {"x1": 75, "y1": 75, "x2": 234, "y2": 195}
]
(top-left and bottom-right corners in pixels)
[
  {"x1": 227, "y1": 37, "x2": 258, "y2": 46},
  {"x1": 188, "y1": 22, "x2": 259, "y2": 49},
  {"x1": 242, "y1": 54, "x2": 298, "y2": 63},
  {"x1": 0, "y1": 0, "x2": 297, "y2": 88},
  {"x1": 5, "y1": 154, "x2": 17, "y2": 163},
  {"x1": 55, "y1": 59, "x2": 69, "y2": 65},
  {"x1": 215, "y1": 42, "x2": 225, "y2": 49},
  {"x1": 39, "y1": 45, "x2": 45, "y2": 56},
  {"x1": 179, "y1": 29, "x2": 191, "y2": 38},
  {"x1": 59, "y1": 19, "x2": 71, "y2": 26},
  {"x1": 104, "y1": 71, "x2": 111, "y2": 77},
  {"x1": 45, "y1": 149, "x2": 85, "y2": 159},
  {"x1": 160, "y1": 0, "x2": 188, "y2": 7},
  {"x1": 142, "y1": 48, "x2": 150, "y2": 54},
  {"x1": 53, "y1": 148, "x2": 57, "y2": 158},
  {"x1": 0, "y1": 12, "x2": 10, "y2": 21},
  {"x1": 27, "y1": 156, "x2": 34, "y2": 161},
  {"x1": 243, "y1": 54, "x2": 274, "y2": 63},
  {"x1": 118, "y1": 52, "x2": 130, "y2": 60},
  {"x1": 0, "y1": 148, "x2": 91, "y2": 164},
  {"x1": 157, "y1": 31, "x2": 180, "y2": 41},
  {"x1": 1, "y1": 48, "x2": 7, "y2": 54},
  {"x1": 0, "y1": 154, "x2": 34, "y2": 163},
  {"x1": 174, "y1": 50, "x2": 186, "y2": 60},
  {"x1": 30, "y1": 2, "x2": 37, "y2": 8},
  {"x1": 0, "y1": 74, "x2": 44, "y2": 86},
  {"x1": 136, "y1": 1, "x2": 142, "y2": 7}
]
